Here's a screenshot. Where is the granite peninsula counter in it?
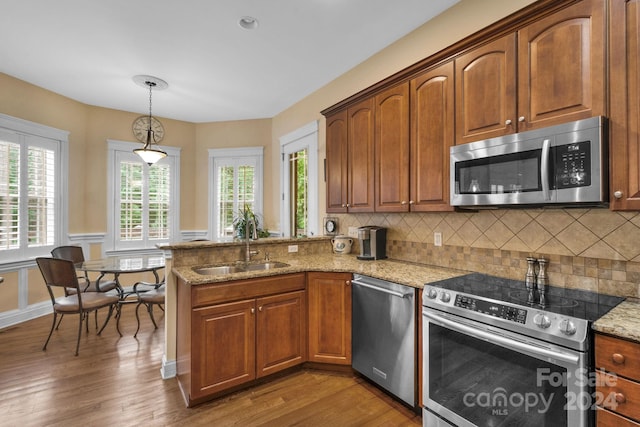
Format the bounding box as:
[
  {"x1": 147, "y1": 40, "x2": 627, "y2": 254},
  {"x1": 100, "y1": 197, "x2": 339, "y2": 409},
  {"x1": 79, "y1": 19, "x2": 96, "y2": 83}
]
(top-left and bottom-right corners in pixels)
[{"x1": 593, "y1": 298, "x2": 640, "y2": 343}]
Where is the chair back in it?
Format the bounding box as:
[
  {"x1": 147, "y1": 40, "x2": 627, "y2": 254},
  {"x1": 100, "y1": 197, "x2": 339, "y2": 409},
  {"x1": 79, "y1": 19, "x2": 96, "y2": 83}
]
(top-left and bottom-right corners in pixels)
[
  {"x1": 36, "y1": 257, "x2": 83, "y2": 303},
  {"x1": 51, "y1": 246, "x2": 86, "y2": 264}
]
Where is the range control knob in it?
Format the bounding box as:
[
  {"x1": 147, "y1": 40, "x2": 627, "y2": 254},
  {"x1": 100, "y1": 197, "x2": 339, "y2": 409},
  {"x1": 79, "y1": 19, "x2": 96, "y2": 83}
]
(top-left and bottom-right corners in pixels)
[
  {"x1": 559, "y1": 319, "x2": 577, "y2": 336},
  {"x1": 533, "y1": 313, "x2": 551, "y2": 329},
  {"x1": 427, "y1": 289, "x2": 438, "y2": 299},
  {"x1": 440, "y1": 292, "x2": 451, "y2": 303}
]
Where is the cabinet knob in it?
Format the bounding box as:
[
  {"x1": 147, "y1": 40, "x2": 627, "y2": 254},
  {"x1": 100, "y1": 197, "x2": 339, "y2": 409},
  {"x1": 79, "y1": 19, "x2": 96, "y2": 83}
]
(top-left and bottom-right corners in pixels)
[
  {"x1": 505, "y1": 119, "x2": 512, "y2": 125},
  {"x1": 409, "y1": 200, "x2": 415, "y2": 205},
  {"x1": 341, "y1": 204, "x2": 346, "y2": 208},
  {"x1": 251, "y1": 308, "x2": 255, "y2": 314},
  {"x1": 346, "y1": 203, "x2": 350, "y2": 208},
  {"x1": 612, "y1": 353, "x2": 625, "y2": 364},
  {"x1": 615, "y1": 393, "x2": 626, "y2": 404},
  {"x1": 346, "y1": 280, "x2": 351, "y2": 286},
  {"x1": 401, "y1": 201, "x2": 407, "y2": 205},
  {"x1": 614, "y1": 191, "x2": 623, "y2": 199},
  {"x1": 518, "y1": 116, "x2": 526, "y2": 122},
  {"x1": 258, "y1": 306, "x2": 263, "y2": 312}
]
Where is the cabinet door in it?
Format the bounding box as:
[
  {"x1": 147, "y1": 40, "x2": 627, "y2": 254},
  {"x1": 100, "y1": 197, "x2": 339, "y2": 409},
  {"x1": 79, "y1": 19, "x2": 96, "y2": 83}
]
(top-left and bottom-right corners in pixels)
[
  {"x1": 375, "y1": 83, "x2": 410, "y2": 212},
  {"x1": 455, "y1": 34, "x2": 517, "y2": 145},
  {"x1": 347, "y1": 98, "x2": 375, "y2": 212},
  {"x1": 191, "y1": 299, "x2": 256, "y2": 399},
  {"x1": 325, "y1": 110, "x2": 348, "y2": 213},
  {"x1": 610, "y1": 0, "x2": 640, "y2": 210},
  {"x1": 517, "y1": 0, "x2": 605, "y2": 131},
  {"x1": 256, "y1": 290, "x2": 307, "y2": 378},
  {"x1": 410, "y1": 61, "x2": 455, "y2": 212},
  {"x1": 307, "y1": 272, "x2": 352, "y2": 365}
]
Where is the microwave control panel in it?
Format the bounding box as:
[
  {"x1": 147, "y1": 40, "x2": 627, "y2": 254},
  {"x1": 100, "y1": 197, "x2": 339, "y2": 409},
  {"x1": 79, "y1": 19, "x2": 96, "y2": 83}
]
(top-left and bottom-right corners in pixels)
[{"x1": 552, "y1": 141, "x2": 591, "y2": 189}]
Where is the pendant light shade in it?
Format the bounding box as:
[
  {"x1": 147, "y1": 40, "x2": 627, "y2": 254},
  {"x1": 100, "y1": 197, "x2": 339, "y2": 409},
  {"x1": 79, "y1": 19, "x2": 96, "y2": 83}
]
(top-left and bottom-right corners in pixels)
[{"x1": 133, "y1": 75, "x2": 168, "y2": 165}]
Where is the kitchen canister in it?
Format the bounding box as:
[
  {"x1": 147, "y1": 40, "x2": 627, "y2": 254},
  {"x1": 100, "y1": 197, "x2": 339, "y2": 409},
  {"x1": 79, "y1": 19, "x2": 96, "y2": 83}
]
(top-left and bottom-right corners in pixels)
[{"x1": 331, "y1": 235, "x2": 353, "y2": 255}]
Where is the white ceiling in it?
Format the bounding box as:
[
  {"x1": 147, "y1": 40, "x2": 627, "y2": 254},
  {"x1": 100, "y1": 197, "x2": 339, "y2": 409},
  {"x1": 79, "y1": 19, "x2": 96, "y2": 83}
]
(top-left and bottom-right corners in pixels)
[{"x1": 1, "y1": 0, "x2": 459, "y2": 123}]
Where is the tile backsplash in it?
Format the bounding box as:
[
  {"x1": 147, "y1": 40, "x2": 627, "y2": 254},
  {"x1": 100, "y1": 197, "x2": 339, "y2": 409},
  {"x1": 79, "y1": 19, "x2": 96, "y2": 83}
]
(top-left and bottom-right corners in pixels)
[{"x1": 334, "y1": 209, "x2": 640, "y2": 298}]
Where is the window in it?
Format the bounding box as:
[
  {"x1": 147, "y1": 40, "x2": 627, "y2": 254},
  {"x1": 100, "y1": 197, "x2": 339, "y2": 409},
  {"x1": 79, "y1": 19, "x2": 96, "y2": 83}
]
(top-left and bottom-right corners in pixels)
[
  {"x1": 107, "y1": 140, "x2": 180, "y2": 252},
  {"x1": 280, "y1": 121, "x2": 318, "y2": 238},
  {"x1": 209, "y1": 147, "x2": 263, "y2": 239},
  {"x1": 0, "y1": 114, "x2": 68, "y2": 264}
]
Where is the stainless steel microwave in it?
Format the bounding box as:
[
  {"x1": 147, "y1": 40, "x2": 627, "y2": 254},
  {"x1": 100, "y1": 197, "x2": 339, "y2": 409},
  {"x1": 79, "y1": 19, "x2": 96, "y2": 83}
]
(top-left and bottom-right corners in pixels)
[{"x1": 450, "y1": 116, "x2": 608, "y2": 208}]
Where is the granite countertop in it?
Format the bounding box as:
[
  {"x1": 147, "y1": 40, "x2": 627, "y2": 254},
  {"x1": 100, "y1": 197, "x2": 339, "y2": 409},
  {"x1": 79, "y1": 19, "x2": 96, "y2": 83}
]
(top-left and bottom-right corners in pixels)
[
  {"x1": 172, "y1": 253, "x2": 467, "y2": 289},
  {"x1": 593, "y1": 298, "x2": 640, "y2": 343}
]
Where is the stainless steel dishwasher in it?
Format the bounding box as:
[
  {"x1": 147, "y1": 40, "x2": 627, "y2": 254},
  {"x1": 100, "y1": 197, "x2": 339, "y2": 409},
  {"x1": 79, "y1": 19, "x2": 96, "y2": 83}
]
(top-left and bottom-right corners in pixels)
[{"x1": 351, "y1": 274, "x2": 416, "y2": 408}]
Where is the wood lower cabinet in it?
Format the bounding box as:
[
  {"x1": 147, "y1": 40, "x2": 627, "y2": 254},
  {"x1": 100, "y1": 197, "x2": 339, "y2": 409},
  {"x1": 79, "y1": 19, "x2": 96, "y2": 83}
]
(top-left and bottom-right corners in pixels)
[
  {"x1": 455, "y1": 0, "x2": 605, "y2": 145},
  {"x1": 595, "y1": 333, "x2": 640, "y2": 425},
  {"x1": 177, "y1": 273, "x2": 306, "y2": 406},
  {"x1": 610, "y1": 0, "x2": 640, "y2": 210},
  {"x1": 307, "y1": 272, "x2": 352, "y2": 365}
]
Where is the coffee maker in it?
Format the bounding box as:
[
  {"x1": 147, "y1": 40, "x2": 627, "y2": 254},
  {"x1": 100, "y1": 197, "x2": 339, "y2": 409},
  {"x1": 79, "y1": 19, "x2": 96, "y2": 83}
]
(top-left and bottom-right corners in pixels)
[{"x1": 356, "y1": 226, "x2": 387, "y2": 260}]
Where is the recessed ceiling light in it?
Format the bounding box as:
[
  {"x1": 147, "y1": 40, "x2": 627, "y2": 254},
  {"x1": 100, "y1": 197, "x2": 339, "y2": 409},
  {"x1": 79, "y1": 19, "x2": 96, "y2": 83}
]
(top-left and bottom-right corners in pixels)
[{"x1": 238, "y1": 16, "x2": 259, "y2": 30}]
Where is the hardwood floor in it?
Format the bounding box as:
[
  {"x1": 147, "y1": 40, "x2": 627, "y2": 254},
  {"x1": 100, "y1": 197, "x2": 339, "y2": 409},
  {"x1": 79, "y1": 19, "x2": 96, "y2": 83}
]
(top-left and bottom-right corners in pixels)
[{"x1": 0, "y1": 306, "x2": 421, "y2": 426}]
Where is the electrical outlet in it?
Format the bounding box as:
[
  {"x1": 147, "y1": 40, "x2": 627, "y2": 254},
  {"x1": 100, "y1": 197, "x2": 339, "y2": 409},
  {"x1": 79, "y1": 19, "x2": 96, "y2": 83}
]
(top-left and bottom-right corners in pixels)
[
  {"x1": 348, "y1": 227, "x2": 358, "y2": 238},
  {"x1": 434, "y1": 232, "x2": 442, "y2": 247},
  {"x1": 288, "y1": 245, "x2": 298, "y2": 253}
]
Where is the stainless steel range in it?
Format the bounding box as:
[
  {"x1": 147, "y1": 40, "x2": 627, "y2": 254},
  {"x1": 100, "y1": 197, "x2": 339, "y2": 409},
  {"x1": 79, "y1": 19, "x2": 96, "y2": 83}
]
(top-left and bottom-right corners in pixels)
[{"x1": 422, "y1": 273, "x2": 623, "y2": 427}]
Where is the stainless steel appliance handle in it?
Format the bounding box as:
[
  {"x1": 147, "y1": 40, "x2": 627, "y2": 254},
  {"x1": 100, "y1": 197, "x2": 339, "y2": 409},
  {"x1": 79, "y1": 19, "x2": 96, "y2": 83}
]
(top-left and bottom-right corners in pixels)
[
  {"x1": 351, "y1": 279, "x2": 408, "y2": 298},
  {"x1": 540, "y1": 138, "x2": 551, "y2": 201},
  {"x1": 423, "y1": 310, "x2": 579, "y2": 364}
]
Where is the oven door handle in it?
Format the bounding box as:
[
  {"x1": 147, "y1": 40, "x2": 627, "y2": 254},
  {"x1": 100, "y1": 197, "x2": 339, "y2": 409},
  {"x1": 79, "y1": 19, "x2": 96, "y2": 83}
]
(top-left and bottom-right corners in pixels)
[
  {"x1": 351, "y1": 279, "x2": 409, "y2": 298},
  {"x1": 423, "y1": 310, "x2": 579, "y2": 364}
]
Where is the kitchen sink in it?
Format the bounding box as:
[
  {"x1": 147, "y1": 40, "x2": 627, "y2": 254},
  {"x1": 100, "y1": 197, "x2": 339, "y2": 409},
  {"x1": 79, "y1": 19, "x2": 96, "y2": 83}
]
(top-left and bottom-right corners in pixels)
[
  {"x1": 193, "y1": 265, "x2": 244, "y2": 275},
  {"x1": 192, "y1": 261, "x2": 289, "y2": 276},
  {"x1": 242, "y1": 261, "x2": 289, "y2": 271}
]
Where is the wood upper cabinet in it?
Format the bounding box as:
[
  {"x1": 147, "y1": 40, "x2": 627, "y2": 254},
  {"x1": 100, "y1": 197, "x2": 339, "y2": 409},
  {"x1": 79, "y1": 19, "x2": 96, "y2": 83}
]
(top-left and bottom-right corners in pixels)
[
  {"x1": 375, "y1": 83, "x2": 410, "y2": 212},
  {"x1": 517, "y1": 0, "x2": 605, "y2": 131},
  {"x1": 455, "y1": 33, "x2": 517, "y2": 145},
  {"x1": 325, "y1": 98, "x2": 375, "y2": 213},
  {"x1": 455, "y1": 0, "x2": 605, "y2": 145},
  {"x1": 256, "y1": 290, "x2": 306, "y2": 378},
  {"x1": 610, "y1": 0, "x2": 640, "y2": 210},
  {"x1": 410, "y1": 61, "x2": 455, "y2": 212},
  {"x1": 347, "y1": 98, "x2": 375, "y2": 212},
  {"x1": 325, "y1": 110, "x2": 348, "y2": 212},
  {"x1": 307, "y1": 272, "x2": 352, "y2": 365}
]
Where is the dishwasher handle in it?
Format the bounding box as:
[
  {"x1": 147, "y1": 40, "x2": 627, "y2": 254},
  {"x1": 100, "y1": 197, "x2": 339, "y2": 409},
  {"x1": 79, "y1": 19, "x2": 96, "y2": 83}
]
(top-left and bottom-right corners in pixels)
[{"x1": 351, "y1": 278, "x2": 410, "y2": 299}]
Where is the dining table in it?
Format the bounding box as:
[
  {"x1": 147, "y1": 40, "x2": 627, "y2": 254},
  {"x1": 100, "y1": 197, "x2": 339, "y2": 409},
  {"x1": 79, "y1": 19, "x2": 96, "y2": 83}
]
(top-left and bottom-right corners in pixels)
[{"x1": 77, "y1": 254, "x2": 165, "y2": 301}]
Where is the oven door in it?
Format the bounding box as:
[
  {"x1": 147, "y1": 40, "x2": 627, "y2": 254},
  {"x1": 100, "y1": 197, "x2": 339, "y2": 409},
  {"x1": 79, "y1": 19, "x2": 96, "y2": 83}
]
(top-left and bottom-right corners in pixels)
[{"x1": 423, "y1": 309, "x2": 590, "y2": 427}]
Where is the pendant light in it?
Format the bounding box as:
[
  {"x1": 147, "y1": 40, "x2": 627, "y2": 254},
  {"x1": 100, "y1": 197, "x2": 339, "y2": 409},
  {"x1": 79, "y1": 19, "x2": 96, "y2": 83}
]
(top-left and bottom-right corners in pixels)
[{"x1": 133, "y1": 75, "x2": 168, "y2": 165}]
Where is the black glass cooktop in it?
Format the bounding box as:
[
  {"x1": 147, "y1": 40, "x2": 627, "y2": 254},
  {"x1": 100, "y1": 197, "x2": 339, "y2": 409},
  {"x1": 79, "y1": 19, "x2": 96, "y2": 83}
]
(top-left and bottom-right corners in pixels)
[{"x1": 426, "y1": 272, "x2": 624, "y2": 322}]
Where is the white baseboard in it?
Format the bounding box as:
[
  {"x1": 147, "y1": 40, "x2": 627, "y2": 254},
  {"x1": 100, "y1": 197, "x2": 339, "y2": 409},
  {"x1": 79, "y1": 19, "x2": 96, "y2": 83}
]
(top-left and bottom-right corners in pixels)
[
  {"x1": 161, "y1": 354, "x2": 177, "y2": 379},
  {"x1": 0, "y1": 302, "x2": 52, "y2": 330}
]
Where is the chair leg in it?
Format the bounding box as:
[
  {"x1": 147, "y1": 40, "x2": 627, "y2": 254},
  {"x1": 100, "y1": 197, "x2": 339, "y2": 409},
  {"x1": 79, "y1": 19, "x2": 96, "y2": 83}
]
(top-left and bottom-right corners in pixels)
[
  {"x1": 115, "y1": 304, "x2": 123, "y2": 337},
  {"x1": 133, "y1": 301, "x2": 143, "y2": 338},
  {"x1": 97, "y1": 305, "x2": 115, "y2": 335},
  {"x1": 43, "y1": 312, "x2": 57, "y2": 351},
  {"x1": 148, "y1": 304, "x2": 158, "y2": 329},
  {"x1": 55, "y1": 313, "x2": 64, "y2": 330},
  {"x1": 75, "y1": 313, "x2": 83, "y2": 356}
]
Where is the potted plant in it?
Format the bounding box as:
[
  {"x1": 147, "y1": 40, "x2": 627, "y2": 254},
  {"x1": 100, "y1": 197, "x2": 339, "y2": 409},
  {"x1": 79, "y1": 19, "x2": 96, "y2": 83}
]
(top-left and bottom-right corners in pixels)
[{"x1": 233, "y1": 205, "x2": 269, "y2": 239}]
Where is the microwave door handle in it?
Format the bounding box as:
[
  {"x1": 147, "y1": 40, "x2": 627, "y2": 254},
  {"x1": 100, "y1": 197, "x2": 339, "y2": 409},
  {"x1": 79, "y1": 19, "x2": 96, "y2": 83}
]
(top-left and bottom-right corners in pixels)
[{"x1": 541, "y1": 139, "x2": 551, "y2": 201}]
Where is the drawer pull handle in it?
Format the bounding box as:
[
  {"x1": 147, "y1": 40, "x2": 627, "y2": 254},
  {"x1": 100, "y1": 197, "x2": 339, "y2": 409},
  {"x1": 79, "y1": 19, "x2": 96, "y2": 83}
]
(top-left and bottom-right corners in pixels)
[
  {"x1": 612, "y1": 353, "x2": 625, "y2": 364},
  {"x1": 615, "y1": 393, "x2": 626, "y2": 404}
]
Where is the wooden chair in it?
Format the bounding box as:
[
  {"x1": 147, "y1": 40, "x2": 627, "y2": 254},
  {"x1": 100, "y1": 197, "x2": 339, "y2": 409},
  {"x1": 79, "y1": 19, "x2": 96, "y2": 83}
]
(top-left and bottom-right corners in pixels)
[
  {"x1": 133, "y1": 280, "x2": 165, "y2": 338},
  {"x1": 36, "y1": 257, "x2": 120, "y2": 356}
]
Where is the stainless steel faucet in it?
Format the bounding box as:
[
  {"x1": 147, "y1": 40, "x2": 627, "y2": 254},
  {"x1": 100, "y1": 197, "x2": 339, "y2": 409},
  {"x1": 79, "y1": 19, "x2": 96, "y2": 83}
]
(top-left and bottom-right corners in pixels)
[{"x1": 244, "y1": 216, "x2": 259, "y2": 262}]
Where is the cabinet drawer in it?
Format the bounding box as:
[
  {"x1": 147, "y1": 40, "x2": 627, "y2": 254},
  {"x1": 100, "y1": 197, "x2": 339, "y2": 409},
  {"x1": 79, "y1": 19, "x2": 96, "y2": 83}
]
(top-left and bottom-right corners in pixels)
[
  {"x1": 597, "y1": 370, "x2": 640, "y2": 422},
  {"x1": 597, "y1": 407, "x2": 640, "y2": 427},
  {"x1": 192, "y1": 273, "x2": 306, "y2": 307},
  {"x1": 596, "y1": 334, "x2": 640, "y2": 380}
]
